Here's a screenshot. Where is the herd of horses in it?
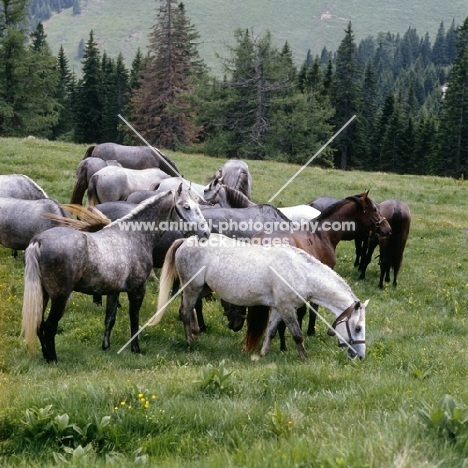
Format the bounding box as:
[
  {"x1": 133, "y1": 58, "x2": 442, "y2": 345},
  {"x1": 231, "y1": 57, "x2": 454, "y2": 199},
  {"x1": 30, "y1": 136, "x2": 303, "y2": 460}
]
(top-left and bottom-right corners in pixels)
[{"x1": 0, "y1": 143, "x2": 411, "y2": 363}]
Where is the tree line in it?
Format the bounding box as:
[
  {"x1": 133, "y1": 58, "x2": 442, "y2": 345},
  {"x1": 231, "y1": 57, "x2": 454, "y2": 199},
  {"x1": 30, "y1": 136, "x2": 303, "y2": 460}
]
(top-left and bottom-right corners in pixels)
[{"x1": 1, "y1": 0, "x2": 468, "y2": 177}]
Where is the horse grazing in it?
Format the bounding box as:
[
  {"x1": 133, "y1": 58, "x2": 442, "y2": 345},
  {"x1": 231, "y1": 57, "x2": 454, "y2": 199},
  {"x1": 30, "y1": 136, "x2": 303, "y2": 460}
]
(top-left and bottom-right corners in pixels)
[
  {"x1": 151, "y1": 233, "x2": 368, "y2": 359},
  {"x1": 358, "y1": 199, "x2": 411, "y2": 288},
  {"x1": 21, "y1": 186, "x2": 210, "y2": 362},
  {"x1": 87, "y1": 166, "x2": 172, "y2": 206},
  {"x1": 69, "y1": 158, "x2": 122, "y2": 205},
  {"x1": 83, "y1": 142, "x2": 181, "y2": 176},
  {"x1": 0, "y1": 198, "x2": 72, "y2": 258},
  {"x1": 249, "y1": 191, "x2": 390, "y2": 349},
  {"x1": 0, "y1": 174, "x2": 48, "y2": 199},
  {"x1": 204, "y1": 160, "x2": 253, "y2": 200}
]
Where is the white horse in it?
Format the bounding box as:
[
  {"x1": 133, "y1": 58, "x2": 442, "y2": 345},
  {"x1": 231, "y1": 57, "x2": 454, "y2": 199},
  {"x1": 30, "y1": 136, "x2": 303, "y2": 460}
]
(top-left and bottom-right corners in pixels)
[
  {"x1": 152, "y1": 233, "x2": 367, "y2": 359},
  {"x1": 87, "y1": 166, "x2": 172, "y2": 206}
]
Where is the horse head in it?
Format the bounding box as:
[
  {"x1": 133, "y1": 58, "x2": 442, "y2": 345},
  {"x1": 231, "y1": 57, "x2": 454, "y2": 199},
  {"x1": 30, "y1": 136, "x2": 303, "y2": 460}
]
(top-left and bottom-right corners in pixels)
[
  {"x1": 221, "y1": 299, "x2": 246, "y2": 332},
  {"x1": 350, "y1": 191, "x2": 392, "y2": 237},
  {"x1": 330, "y1": 299, "x2": 368, "y2": 359},
  {"x1": 172, "y1": 184, "x2": 210, "y2": 239}
]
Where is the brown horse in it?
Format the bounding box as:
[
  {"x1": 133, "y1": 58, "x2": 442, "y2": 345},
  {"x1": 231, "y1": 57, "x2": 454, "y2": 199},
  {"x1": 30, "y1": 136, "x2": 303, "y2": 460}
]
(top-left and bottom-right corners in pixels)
[
  {"x1": 358, "y1": 199, "x2": 411, "y2": 288},
  {"x1": 250, "y1": 191, "x2": 391, "y2": 350}
]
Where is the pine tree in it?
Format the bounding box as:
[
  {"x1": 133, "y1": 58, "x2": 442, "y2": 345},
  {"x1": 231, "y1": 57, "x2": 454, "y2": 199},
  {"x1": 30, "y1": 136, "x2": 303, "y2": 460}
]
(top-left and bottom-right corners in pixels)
[
  {"x1": 25, "y1": 22, "x2": 60, "y2": 137},
  {"x1": 432, "y1": 21, "x2": 447, "y2": 66},
  {"x1": 0, "y1": 4, "x2": 59, "y2": 136},
  {"x1": 131, "y1": 0, "x2": 203, "y2": 149},
  {"x1": 331, "y1": 21, "x2": 363, "y2": 169},
  {"x1": 52, "y1": 44, "x2": 75, "y2": 139},
  {"x1": 74, "y1": 30, "x2": 103, "y2": 143},
  {"x1": 437, "y1": 17, "x2": 468, "y2": 177}
]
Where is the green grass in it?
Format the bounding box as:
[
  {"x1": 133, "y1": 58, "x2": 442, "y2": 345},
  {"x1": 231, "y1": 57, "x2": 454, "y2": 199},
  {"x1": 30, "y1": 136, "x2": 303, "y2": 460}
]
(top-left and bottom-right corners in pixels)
[
  {"x1": 2, "y1": 137, "x2": 468, "y2": 466},
  {"x1": 43, "y1": 0, "x2": 468, "y2": 75}
]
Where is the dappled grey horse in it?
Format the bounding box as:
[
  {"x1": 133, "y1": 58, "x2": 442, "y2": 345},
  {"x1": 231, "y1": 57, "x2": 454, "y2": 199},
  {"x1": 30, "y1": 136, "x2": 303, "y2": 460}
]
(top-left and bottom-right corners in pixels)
[
  {"x1": 21, "y1": 186, "x2": 210, "y2": 362},
  {"x1": 69, "y1": 158, "x2": 122, "y2": 205},
  {"x1": 0, "y1": 197, "x2": 71, "y2": 258},
  {"x1": 0, "y1": 174, "x2": 48, "y2": 199},
  {"x1": 87, "y1": 166, "x2": 172, "y2": 206},
  {"x1": 204, "y1": 159, "x2": 253, "y2": 200},
  {"x1": 83, "y1": 142, "x2": 181, "y2": 176},
  {"x1": 152, "y1": 233, "x2": 368, "y2": 360}
]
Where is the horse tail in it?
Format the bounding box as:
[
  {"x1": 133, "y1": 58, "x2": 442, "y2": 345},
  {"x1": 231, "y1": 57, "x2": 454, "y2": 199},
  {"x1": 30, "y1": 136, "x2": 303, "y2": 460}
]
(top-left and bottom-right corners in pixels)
[
  {"x1": 243, "y1": 306, "x2": 270, "y2": 353},
  {"x1": 148, "y1": 238, "x2": 185, "y2": 326},
  {"x1": 86, "y1": 174, "x2": 100, "y2": 207},
  {"x1": 389, "y1": 204, "x2": 410, "y2": 280},
  {"x1": 21, "y1": 242, "x2": 44, "y2": 356},
  {"x1": 70, "y1": 160, "x2": 89, "y2": 204},
  {"x1": 82, "y1": 145, "x2": 96, "y2": 160}
]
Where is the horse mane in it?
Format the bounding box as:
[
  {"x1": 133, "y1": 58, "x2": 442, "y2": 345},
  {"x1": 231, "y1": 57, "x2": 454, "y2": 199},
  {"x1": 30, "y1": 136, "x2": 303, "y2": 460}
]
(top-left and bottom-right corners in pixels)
[
  {"x1": 315, "y1": 193, "x2": 366, "y2": 221},
  {"x1": 233, "y1": 168, "x2": 251, "y2": 197},
  {"x1": 106, "y1": 190, "x2": 171, "y2": 227},
  {"x1": 222, "y1": 185, "x2": 253, "y2": 208}
]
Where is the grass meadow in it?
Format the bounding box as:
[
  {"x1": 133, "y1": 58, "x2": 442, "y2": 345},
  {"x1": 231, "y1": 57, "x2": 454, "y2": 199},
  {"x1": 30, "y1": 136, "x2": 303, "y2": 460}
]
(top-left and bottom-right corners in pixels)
[{"x1": 1, "y1": 137, "x2": 468, "y2": 466}]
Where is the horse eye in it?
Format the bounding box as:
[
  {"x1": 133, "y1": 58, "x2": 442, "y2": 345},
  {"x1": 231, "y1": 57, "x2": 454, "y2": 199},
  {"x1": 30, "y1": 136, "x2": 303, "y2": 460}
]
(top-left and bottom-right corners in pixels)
[
  {"x1": 183, "y1": 203, "x2": 191, "y2": 210},
  {"x1": 355, "y1": 325, "x2": 362, "y2": 333}
]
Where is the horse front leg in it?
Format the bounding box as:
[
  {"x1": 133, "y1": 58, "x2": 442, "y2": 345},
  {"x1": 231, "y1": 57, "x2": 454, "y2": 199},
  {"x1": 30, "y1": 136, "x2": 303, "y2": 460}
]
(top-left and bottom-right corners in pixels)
[
  {"x1": 102, "y1": 294, "x2": 119, "y2": 351},
  {"x1": 270, "y1": 307, "x2": 307, "y2": 360},
  {"x1": 127, "y1": 284, "x2": 146, "y2": 354},
  {"x1": 39, "y1": 294, "x2": 68, "y2": 363}
]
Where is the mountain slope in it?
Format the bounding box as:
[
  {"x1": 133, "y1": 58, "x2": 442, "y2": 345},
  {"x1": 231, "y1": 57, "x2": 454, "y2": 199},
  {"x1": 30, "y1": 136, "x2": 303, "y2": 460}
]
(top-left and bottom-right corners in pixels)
[{"x1": 43, "y1": 0, "x2": 467, "y2": 73}]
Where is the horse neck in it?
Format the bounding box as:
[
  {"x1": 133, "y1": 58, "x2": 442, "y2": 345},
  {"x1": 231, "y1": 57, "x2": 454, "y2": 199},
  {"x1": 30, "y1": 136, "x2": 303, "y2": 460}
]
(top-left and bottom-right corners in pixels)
[
  {"x1": 106, "y1": 192, "x2": 173, "y2": 242},
  {"x1": 316, "y1": 200, "x2": 359, "y2": 247},
  {"x1": 304, "y1": 258, "x2": 356, "y2": 316}
]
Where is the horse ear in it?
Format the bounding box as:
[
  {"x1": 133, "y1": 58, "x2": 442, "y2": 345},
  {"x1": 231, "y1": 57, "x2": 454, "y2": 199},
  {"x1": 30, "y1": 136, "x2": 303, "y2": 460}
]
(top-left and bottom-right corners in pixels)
[
  {"x1": 362, "y1": 299, "x2": 370, "y2": 308},
  {"x1": 177, "y1": 183, "x2": 183, "y2": 195}
]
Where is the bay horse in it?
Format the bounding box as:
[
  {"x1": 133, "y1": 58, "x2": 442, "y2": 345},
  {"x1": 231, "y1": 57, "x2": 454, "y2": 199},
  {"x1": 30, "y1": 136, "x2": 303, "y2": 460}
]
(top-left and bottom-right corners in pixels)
[
  {"x1": 86, "y1": 166, "x2": 172, "y2": 206},
  {"x1": 21, "y1": 186, "x2": 210, "y2": 362},
  {"x1": 151, "y1": 234, "x2": 368, "y2": 360},
  {"x1": 309, "y1": 195, "x2": 369, "y2": 268},
  {"x1": 0, "y1": 174, "x2": 48, "y2": 199},
  {"x1": 358, "y1": 199, "x2": 411, "y2": 288},
  {"x1": 204, "y1": 159, "x2": 253, "y2": 200}
]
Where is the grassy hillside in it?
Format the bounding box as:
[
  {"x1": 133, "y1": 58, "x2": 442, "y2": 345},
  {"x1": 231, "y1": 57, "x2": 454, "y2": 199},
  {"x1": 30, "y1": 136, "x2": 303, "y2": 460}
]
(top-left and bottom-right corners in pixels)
[
  {"x1": 2, "y1": 137, "x2": 468, "y2": 465},
  {"x1": 43, "y1": 0, "x2": 468, "y2": 74}
]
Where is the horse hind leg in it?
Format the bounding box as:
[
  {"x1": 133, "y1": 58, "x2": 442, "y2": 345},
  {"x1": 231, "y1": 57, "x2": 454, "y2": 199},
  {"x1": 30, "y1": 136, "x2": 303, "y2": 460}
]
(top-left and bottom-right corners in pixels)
[
  {"x1": 283, "y1": 313, "x2": 308, "y2": 360},
  {"x1": 39, "y1": 294, "x2": 68, "y2": 363},
  {"x1": 102, "y1": 293, "x2": 120, "y2": 351}
]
